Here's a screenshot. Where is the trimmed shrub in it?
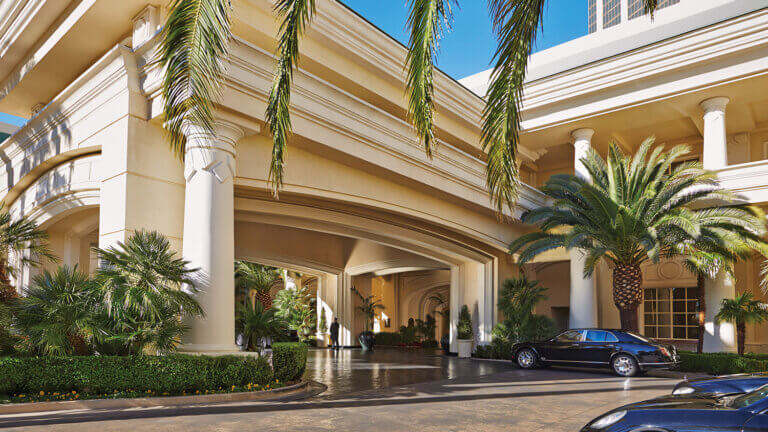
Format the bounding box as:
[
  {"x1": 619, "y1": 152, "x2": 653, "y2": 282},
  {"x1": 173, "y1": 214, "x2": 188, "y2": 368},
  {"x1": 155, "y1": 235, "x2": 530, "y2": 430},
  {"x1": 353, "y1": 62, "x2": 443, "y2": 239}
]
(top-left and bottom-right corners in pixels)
[
  {"x1": 474, "y1": 338, "x2": 513, "y2": 360},
  {"x1": 679, "y1": 352, "x2": 768, "y2": 375},
  {"x1": 272, "y1": 342, "x2": 308, "y2": 382},
  {"x1": 458, "y1": 305, "x2": 473, "y2": 339},
  {"x1": 0, "y1": 355, "x2": 272, "y2": 395},
  {"x1": 421, "y1": 339, "x2": 439, "y2": 348},
  {"x1": 375, "y1": 332, "x2": 401, "y2": 346}
]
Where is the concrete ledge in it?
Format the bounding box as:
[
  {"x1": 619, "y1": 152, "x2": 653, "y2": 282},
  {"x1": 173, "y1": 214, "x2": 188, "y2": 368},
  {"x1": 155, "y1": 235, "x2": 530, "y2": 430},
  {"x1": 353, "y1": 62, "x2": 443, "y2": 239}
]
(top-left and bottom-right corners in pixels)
[{"x1": 0, "y1": 381, "x2": 311, "y2": 415}]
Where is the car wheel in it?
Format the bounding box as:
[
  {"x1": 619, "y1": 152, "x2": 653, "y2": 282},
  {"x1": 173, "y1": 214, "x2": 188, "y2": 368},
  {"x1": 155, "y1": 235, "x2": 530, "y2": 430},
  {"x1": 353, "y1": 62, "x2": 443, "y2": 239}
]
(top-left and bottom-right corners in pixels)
[
  {"x1": 612, "y1": 353, "x2": 639, "y2": 377},
  {"x1": 516, "y1": 348, "x2": 538, "y2": 369}
]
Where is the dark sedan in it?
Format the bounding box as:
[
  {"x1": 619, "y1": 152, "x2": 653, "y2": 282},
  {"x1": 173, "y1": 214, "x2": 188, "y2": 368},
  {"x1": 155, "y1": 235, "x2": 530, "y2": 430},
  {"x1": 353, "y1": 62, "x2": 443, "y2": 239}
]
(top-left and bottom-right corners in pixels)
[
  {"x1": 581, "y1": 384, "x2": 768, "y2": 431},
  {"x1": 512, "y1": 328, "x2": 679, "y2": 377},
  {"x1": 673, "y1": 373, "x2": 768, "y2": 396}
]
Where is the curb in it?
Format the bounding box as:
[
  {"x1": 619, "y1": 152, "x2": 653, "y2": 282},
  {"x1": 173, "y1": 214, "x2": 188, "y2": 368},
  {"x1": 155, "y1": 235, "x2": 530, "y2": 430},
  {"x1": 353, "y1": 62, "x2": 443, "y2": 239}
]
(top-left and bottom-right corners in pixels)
[{"x1": 0, "y1": 381, "x2": 311, "y2": 415}]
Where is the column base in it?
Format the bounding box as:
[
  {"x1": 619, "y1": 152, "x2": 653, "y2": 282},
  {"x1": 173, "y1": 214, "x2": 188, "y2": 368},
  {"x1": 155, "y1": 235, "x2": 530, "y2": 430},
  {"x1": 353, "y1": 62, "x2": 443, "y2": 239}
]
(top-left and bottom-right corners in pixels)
[{"x1": 177, "y1": 343, "x2": 241, "y2": 354}]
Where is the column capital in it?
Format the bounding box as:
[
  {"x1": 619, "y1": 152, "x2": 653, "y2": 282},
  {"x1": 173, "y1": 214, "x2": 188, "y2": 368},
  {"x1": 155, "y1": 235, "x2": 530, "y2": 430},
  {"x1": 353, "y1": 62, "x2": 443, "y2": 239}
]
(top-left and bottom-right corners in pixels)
[
  {"x1": 700, "y1": 97, "x2": 730, "y2": 114},
  {"x1": 571, "y1": 128, "x2": 595, "y2": 143}
]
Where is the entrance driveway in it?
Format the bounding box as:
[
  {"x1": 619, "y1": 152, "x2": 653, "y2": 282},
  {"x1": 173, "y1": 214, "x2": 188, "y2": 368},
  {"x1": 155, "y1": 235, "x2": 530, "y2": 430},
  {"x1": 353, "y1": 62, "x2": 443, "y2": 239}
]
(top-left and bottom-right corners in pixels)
[{"x1": 1, "y1": 349, "x2": 681, "y2": 431}]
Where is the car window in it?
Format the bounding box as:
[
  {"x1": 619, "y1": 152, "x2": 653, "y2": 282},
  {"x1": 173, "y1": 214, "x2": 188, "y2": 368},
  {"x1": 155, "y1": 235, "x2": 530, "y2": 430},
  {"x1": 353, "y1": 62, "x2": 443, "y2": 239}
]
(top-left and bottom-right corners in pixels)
[
  {"x1": 585, "y1": 331, "x2": 608, "y2": 342},
  {"x1": 728, "y1": 384, "x2": 768, "y2": 409},
  {"x1": 555, "y1": 330, "x2": 583, "y2": 343},
  {"x1": 604, "y1": 332, "x2": 619, "y2": 342}
]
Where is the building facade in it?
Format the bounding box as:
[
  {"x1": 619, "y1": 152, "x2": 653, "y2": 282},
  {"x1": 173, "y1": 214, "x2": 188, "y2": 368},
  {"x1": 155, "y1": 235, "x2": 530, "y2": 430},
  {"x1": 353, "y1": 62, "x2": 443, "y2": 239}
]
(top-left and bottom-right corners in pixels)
[{"x1": 0, "y1": 0, "x2": 766, "y2": 353}]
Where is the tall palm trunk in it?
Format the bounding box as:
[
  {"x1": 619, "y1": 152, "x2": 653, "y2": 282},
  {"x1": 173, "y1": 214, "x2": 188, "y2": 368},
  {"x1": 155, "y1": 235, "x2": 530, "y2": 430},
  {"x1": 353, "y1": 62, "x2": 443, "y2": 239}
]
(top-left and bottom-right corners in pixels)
[
  {"x1": 0, "y1": 258, "x2": 16, "y2": 302},
  {"x1": 255, "y1": 290, "x2": 272, "y2": 310},
  {"x1": 696, "y1": 275, "x2": 706, "y2": 354},
  {"x1": 737, "y1": 322, "x2": 746, "y2": 356},
  {"x1": 613, "y1": 264, "x2": 643, "y2": 332}
]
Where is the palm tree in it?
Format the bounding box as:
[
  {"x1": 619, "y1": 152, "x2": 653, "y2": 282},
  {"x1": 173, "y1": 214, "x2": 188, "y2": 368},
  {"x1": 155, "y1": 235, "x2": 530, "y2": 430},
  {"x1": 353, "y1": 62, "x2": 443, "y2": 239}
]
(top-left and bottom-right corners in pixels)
[
  {"x1": 14, "y1": 265, "x2": 100, "y2": 356},
  {"x1": 715, "y1": 292, "x2": 768, "y2": 356},
  {"x1": 496, "y1": 275, "x2": 555, "y2": 343},
  {"x1": 93, "y1": 230, "x2": 204, "y2": 354},
  {"x1": 351, "y1": 286, "x2": 385, "y2": 333},
  {"x1": 510, "y1": 139, "x2": 768, "y2": 332},
  {"x1": 0, "y1": 206, "x2": 56, "y2": 301},
  {"x1": 235, "y1": 261, "x2": 281, "y2": 309},
  {"x1": 236, "y1": 300, "x2": 288, "y2": 352},
  {"x1": 159, "y1": 1, "x2": 664, "y2": 213}
]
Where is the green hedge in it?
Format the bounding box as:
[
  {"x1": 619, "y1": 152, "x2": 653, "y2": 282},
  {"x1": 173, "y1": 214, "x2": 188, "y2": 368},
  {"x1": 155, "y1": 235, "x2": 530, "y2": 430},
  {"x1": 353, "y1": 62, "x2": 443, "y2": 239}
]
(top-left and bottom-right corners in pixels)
[
  {"x1": 272, "y1": 342, "x2": 308, "y2": 382},
  {"x1": 0, "y1": 355, "x2": 273, "y2": 395},
  {"x1": 679, "y1": 352, "x2": 768, "y2": 375},
  {"x1": 375, "y1": 332, "x2": 401, "y2": 346},
  {"x1": 474, "y1": 339, "x2": 514, "y2": 360}
]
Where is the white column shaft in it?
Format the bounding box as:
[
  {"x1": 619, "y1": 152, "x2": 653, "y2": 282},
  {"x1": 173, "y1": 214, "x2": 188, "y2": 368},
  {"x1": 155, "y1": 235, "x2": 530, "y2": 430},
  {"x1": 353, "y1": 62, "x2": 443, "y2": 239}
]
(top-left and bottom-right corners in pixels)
[
  {"x1": 703, "y1": 272, "x2": 737, "y2": 353},
  {"x1": 570, "y1": 128, "x2": 598, "y2": 328},
  {"x1": 700, "y1": 97, "x2": 730, "y2": 171},
  {"x1": 180, "y1": 122, "x2": 243, "y2": 352}
]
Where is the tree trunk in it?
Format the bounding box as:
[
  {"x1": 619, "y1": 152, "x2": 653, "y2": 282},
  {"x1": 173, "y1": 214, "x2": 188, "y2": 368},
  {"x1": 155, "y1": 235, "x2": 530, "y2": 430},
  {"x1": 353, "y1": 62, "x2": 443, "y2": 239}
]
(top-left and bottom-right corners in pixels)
[
  {"x1": 737, "y1": 322, "x2": 746, "y2": 356},
  {"x1": 696, "y1": 275, "x2": 706, "y2": 354},
  {"x1": 613, "y1": 264, "x2": 643, "y2": 333},
  {"x1": 255, "y1": 290, "x2": 272, "y2": 310},
  {"x1": 0, "y1": 257, "x2": 17, "y2": 303}
]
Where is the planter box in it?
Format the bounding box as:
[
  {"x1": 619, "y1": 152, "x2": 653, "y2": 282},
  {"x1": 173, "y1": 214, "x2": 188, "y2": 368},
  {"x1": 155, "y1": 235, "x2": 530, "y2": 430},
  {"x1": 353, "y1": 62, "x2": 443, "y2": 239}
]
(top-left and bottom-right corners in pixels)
[
  {"x1": 457, "y1": 339, "x2": 473, "y2": 358},
  {"x1": 316, "y1": 333, "x2": 329, "y2": 348}
]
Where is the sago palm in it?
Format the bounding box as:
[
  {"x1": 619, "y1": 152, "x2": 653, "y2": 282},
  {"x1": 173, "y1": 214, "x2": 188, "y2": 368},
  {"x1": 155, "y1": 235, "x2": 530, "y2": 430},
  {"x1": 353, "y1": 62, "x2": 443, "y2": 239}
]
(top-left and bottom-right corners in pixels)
[
  {"x1": 236, "y1": 300, "x2": 288, "y2": 352},
  {"x1": 159, "y1": 0, "x2": 663, "y2": 213},
  {"x1": 234, "y1": 261, "x2": 280, "y2": 309},
  {"x1": 510, "y1": 139, "x2": 768, "y2": 332},
  {"x1": 715, "y1": 292, "x2": 768, "y2": 356},
  {"x1": 14, "y1": 265, "x2": 100, "y2": 356}
]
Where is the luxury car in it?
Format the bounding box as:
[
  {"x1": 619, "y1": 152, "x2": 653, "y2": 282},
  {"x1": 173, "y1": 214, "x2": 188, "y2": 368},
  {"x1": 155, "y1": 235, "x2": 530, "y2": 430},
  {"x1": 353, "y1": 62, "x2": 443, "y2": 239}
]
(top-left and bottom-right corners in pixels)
[
  {"x1": 580, "y1": 384, "x2": 768, "y2": 431},
  {"x1": 673, "y1": 373, "x2": 768, "y2": 396},
  {"x1": 512, "y1": 328, "x2": 680, "y2": 377}
]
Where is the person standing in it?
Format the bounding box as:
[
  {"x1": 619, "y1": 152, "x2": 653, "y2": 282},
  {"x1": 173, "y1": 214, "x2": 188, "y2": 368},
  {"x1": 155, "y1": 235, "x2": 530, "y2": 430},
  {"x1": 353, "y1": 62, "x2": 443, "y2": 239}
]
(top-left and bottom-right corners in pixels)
[{"x1": 329, "y1": 317, "x2": 340, "y2": 350}]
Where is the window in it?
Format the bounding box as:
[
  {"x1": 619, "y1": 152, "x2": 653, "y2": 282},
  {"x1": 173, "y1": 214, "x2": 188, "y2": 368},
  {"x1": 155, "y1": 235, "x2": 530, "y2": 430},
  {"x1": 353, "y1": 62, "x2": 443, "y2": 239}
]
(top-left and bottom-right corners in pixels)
[
  {"x1": 588, "y1": 0, "x2": 597, "y2": 33},
  {"x1": 603, "y1": 0, "x2": 621, "y2": 28},
  {"x1": 644, "y1": 287, "x2": 700, "y2": 340},
  {"x1": 555, "y1": 330, "x2": 583, "y2": 342},
  {"x1": 585, "y1": 330, "x2": 618, "y2": 342},
  {"x1": 629, "y1": 0, "x2": 681, "y2": 20}
]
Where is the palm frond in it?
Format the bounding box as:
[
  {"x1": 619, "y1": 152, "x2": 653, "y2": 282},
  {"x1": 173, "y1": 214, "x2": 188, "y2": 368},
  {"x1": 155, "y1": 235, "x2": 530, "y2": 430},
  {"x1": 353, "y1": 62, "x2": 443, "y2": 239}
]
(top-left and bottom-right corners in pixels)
[
  {"x1": 266, "y1": 0, "x2": 316, "y2": 197},
  {"x1": 405, "y1": 0, "x2": 456, "y2": 157},
  {"x1": 482, "y1": 0, "x2": 547, "y2": 214},
  {"x1": 158, "y1": 0, "x2": 232, "y2": 158}
]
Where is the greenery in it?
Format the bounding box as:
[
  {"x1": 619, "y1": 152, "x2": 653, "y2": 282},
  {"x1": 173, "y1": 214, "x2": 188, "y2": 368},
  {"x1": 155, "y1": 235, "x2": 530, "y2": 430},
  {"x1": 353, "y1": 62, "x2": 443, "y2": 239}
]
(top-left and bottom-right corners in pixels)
[
  {"x1": 399, "y1": 319, "x2": 418, "y2": 344},
  {"x1": 415, "y1": 314, "x2": 437, "y2": 342},
  {"x1": 272, "y1": 342, "x2": 308, "y2": 382},
  {"x1": 510, "y1": 140, "x2": 768, "y2": 332},
  {"x1": 0, "y1": 355, "x2": 274, "y2": 396},
  {"x1": 236, "y1": 300, "x2": 288, "y2": 352},
  {"x1": 13, "y1": 266, "x2": 100, "y2": 356},
  {"x1": 374, "y1": 332, "x2": 401, "y2": 346},
  {"x1": 350, "y1": 286, "x2": 385, "y2": 333},
  {"x1": 160, "y1": 1, "x2": 667, "y2": 214},
  {"x1": 318, "y1": 307, "x2": 328, "y2": 334},
  {"x1": 474, "y1": 338, "x2": 514, "y2": 361},
  {"x1": 274, "y1": 283, "x2": 316, "y2": 342},
  {"x1": 0, "y1": 206, "x2": 56, "y2": 301},
  {"x1": 715, "y1": 292, "x2": 768, "y2": 356},
  {"x1": 235, "y1": 261, "x2": 280, "y2": 310},
  {"x1": 495, "y1": 276, "x2": 556, "y2": 343},
  {"x1": 457, "y1": 305, "x2": 473, "y2": 340},
  {"x1": 679, "y1": 351, "x2": 768, "y2": 375}
]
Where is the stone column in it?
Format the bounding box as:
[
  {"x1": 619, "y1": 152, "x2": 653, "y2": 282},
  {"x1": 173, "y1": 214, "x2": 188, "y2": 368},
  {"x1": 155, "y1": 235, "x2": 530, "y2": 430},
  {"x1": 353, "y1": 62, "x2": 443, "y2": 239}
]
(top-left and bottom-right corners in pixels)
[
  {"x1": 569, "y1": 128, "x2": 598, "y2": 328},
  {"x1": 180, "y1": 120, "x2": 244, "y2": 352},
  {"x1": 703, "y1": 272, "x2": 737, "y2": 353},
  {"x1": 700, "y1": 97, "x2": 730, "y2": 171}
]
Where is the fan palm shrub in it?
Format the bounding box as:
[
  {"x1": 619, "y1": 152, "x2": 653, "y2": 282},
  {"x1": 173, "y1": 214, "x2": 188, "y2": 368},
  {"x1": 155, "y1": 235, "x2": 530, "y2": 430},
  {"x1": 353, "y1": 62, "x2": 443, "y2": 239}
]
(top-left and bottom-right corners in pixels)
[
  {"x1": 93, "y1": 230, "x2": 204, "y2": 355},
  {"x1": 510, "y1": 139, "x2": 768, "y2": 332},
  {"x1": 0, "y1": 207, "x2": 56, "y2": 301},
  {"x1": 158, "y1": 0, "x2": 665, "y2": 214},
  {"x1": 237, "y1": 300, "x2": 288, "y2": 352},
  {"x1": 235, "y1": 261, "x2": 280, "y2": 309},
  {"x1": 13, "y1": 265, "x2": 100, "y2": 356},
  {"x1": 715, "y1": 292, "x2": 768, "y2": 356}
]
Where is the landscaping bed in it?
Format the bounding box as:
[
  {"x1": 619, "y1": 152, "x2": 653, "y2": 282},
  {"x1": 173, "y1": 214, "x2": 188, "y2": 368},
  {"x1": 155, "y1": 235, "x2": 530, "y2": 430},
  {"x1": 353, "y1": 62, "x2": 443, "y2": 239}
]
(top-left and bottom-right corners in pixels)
[
  {"x1": 0, "y1": 342, "x2": 308, "y2": 405},
  {"x1": 679, "y1": 351, "x2": 768, "y2": 375}
]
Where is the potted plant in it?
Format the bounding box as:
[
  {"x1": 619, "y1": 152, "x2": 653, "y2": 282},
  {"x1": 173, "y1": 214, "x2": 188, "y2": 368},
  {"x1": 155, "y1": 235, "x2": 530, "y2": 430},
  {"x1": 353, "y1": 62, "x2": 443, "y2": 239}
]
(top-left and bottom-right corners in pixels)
[
  {"x1": 351, "y1": 286, "x2": 385, "y2": 351},
  {"x1": 457, "y1": 304, "x2": 473, "y2": 358}
]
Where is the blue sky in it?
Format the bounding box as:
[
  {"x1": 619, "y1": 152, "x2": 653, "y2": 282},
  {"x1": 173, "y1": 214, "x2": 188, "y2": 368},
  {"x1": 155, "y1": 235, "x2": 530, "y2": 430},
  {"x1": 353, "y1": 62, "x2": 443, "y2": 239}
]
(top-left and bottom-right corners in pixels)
[
  {"x1": 0, "y1": 0, "x2": 587, "y2": 127},
  {"x1": 340, "y1": 0, "x2": 588, "y2": 79}
]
